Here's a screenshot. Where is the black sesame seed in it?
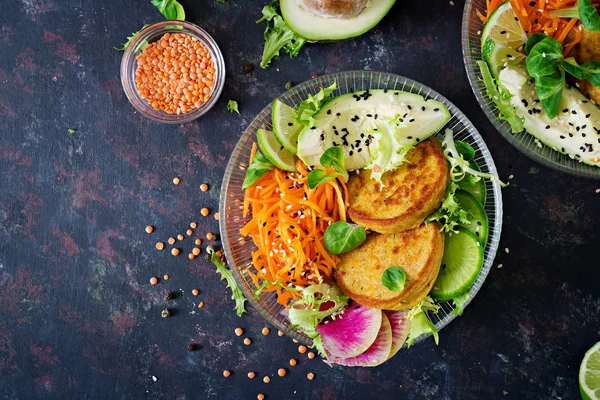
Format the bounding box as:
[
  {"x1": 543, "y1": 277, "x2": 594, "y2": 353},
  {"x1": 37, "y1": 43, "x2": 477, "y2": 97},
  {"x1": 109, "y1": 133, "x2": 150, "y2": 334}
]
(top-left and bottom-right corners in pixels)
[
  {"x1": 586, "y1": 113, "x2": 591, "y2": 118},
  {"x1": 545, "y1": 125, "x2": 550, "y2": 129},
  {"x1": 327, "y1": 109, "x2": 331, "y2": 115},
  {"x1": 434, "y1": 108, "x2": 440, "y2": 112},
  {"x1": 288, "y1": 122, "x2": 294, "y2": 126}
]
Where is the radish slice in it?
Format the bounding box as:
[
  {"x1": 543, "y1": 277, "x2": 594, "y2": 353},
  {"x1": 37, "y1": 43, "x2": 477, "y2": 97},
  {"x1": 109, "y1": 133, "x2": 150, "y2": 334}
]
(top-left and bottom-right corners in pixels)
[
  {"x1": 317, "y1": 303, "x2": 382, "y2": 358},
  {"x1": 328, "y1": 313, "x2": 393, "y2": 367},
  {"x1": 384, "y1": 310, "x2": 411, "y2": 360}
]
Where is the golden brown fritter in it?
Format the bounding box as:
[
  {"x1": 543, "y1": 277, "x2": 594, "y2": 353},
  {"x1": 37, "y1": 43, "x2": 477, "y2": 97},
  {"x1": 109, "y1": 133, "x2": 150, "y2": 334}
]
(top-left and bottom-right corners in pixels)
[
  {"x1": 569, "y1": 28, "x2": 600, "y2": 103},
  {"x1": 334, "y1": 223, "x2": 444, "y2": 310},
  {"x1": 347, "y1": 139, "x2": 449, "y2": 234}
]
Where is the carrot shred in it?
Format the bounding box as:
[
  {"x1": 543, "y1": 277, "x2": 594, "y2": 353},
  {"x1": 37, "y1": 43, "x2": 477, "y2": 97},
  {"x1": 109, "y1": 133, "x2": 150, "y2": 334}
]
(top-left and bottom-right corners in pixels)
[
  {"x1": 240, "y1": 154, "x2": 348, "y2": 307},
  {"x1": 479, "y1": 0, "x2": 596, "y2": 53}
]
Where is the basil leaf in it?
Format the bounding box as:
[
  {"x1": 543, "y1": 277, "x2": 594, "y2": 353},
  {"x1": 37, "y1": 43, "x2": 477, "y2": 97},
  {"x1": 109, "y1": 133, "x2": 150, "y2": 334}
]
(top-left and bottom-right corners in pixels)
[
  {"x1": 381, "y1": 266, "x2": 406, "y2": 292},
  {"x1": 242, "y1": 151, "x2": 273, "y2": 190},
  {"x1": 323, "y1": 221, "x2": 366, "y2": 255},
  {"x1": 525, "y1": 33, "x2": 547, "y2": 55},
  {"x1": 319, "y1": 146, "x2": 348, "y2": 181},
  {"x1": 454, "y1": 141, "x2": 475, "y2": 161},
  {"x1": 306, "y1": 169, "x2": 341, "y2": 189},
  {"x1": 151, "y1": 0, "x2": 186, "y2": 20},
  {"x1": 581, "y1": 60, "x2": 600, "y2": 87},
  {"x1": 579, "y1": 0, "x2": 600, "y2": 31},
  {"x1": 526, "y1": 37, "x2": 563, "y2": 79},
  {"x1": 562, "y1": 57, "x2": 586, "y2": 80},
  {"x1": 535, "y1": 71, "x2": 565, "y2": 119}
]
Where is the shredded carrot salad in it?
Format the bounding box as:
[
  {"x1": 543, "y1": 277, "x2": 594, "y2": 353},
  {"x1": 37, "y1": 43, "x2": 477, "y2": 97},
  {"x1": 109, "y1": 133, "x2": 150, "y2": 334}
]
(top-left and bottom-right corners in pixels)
[
  {"x1": 241, "y1": 143, "x2": 348, "y2": 307},
  {"x1": 478, "y1": 0, "x2": 598, "y2": 55}
]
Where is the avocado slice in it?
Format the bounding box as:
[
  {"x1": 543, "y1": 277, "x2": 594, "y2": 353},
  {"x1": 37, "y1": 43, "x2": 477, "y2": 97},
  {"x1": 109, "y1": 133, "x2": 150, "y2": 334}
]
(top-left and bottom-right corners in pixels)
[
  {"x1": 498, "y1": 63, "x2": 600, "y2": 167},
  {"x1": 280, "y1": 0, "x2": 396, "y2": 42},
  {"x1": 296, "y1": 89, "x2": 451, "y2": 170}
]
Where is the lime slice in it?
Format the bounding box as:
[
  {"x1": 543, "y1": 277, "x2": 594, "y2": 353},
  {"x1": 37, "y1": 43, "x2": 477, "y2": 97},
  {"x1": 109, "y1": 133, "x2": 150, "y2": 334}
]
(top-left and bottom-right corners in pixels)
[
  {"x1": 256, "y1": 128, "x2": 296, "y2": 172},
  {"x1": 481, "y1": 2, "x2": 527, "y2": 77},
  {"x1": 580, "y1": 341, "x2": 600, "y2": 400},
  {"x1": 455, "y1": 190, "x2": 489, "y2": 246},
  {"x1": 458, "y1": 160, "x2": 487, "y2": 205},
  {"x1": 430, "y1": 228, "x2": 484, "y2": 301},
  {"x1": 481, "y1": 2, "x2": 526, "y2": 52},
  {"x1": 272, "y1": 99, "x2": 303, "y2": 155}
]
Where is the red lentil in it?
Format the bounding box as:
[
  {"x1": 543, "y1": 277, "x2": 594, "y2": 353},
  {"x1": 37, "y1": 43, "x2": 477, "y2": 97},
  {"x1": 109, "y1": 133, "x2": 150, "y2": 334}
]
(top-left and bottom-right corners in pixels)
[
  {"x1": 155, "y1": 242, "x2": 165, "y2": 250},
  {"x1": 243, "y1": 338, "x2": 252, "y2": 345},
  {"x1": 307, "y1": 372, "x2": 315, "y2": 380},
  {"x1": 173, "y1": 177, "x2": 181, "y2": 185},
  {"x1": 168, "y1": 237, "x2": 176, "y2": 245},
  {"x1": 192, "y1": 288, "x2": 199, "y2": 296},
  {"x1": 277, "y1": 368, "x2": 286, "y2": 377},
  {"x1": 201, "y1": 208, "x2": 209, "y2": 216},
  {"x1": 223, "y1": 370, "x2": 231, "y2": 378},
  {"x1": 248, "y1": 371, "x2": 255, "y2": 379},
  {"x1": 145, "y1": 225, "x2": 154, "y2": 233},
  {"x1": 289, "y1": 359, "x2": 297, "y2": 367},
  {"x1": 200, "y1": 183, "x2": 209, "y2": 192},
  {"x1": 150, "y1": 277, "x2": 158, "y2": 285},
  {"x1": 261, "y1": 327, "x2": 270, "y2": 335},
  {"x1": 171, "y1": 248, "x2": 180, "y2": 256},
  {"x1": 263, "y1": 376, "x2": 270, "y2": 384},
  {"x1": 194, "y1": 238, "x2": 202, "y2": 246},
  {"x1": 190, "y1": 222, "x2": 198, "y2": 228},
  {"x1": 235, "y1": 328, "x2": 243, "y2": 336},
  {"x1": 298, "y1": 345, "x2": 307, "y2": 354},
  {"x1": 192, "y1": 247, "x2": 201, "y2": 256}
]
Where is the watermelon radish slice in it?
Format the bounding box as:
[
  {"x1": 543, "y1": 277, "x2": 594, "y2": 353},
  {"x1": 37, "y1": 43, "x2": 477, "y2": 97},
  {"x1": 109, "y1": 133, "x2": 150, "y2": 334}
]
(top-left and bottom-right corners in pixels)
[
  {"x1": 317, "y1": 303, "x2": 382, "y2": 359},
  {"x1": 327, "y1": 313, "x2": 393, "y2": 367},
  {"x1": 384, "y1": 310, "x2": 411, "y2": 360}
]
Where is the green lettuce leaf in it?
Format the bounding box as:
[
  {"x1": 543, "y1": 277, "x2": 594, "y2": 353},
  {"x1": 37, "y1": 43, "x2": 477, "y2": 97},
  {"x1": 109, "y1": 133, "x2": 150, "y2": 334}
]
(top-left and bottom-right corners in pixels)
[
  {"x1": 406, "y1": 296, "x2": 440, "y2": 347},
  {"x1": 206, "y1": 246, "x2": 247, "y2": 316},
  {"x1": 227, "y1": 100, "x2": 240, "y2": 114},
  {"x1": 478, "y1": 60, "x2": 524, "y2": 133},
  {"x1": 295, "y1": 80, "x2": 337, "y2": 128},
  {"x1": 256, "y1": 3, "x2": 307, "y2": 69},
  {"x1": 114, "y1": 24, "x2": 150, "y2": 51},
  {"x1": 425, "y1": 181, "x2": 471, "y2": 233}
]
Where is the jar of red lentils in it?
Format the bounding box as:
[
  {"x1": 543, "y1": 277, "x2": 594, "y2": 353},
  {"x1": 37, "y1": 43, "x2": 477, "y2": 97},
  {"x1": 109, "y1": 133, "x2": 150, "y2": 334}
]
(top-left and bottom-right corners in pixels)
[{"x1": 120, "y1": 21, "x2": 225, "y2": 123}]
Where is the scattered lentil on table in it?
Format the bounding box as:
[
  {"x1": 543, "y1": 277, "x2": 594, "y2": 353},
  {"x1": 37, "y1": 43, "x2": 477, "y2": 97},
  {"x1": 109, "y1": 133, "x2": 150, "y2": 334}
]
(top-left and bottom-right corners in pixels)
[
  {"x1": 171, "y1": 248, "x2": 180, "y2": 256},
  {"x1": 248, "y1": 372, "x2": 256, "y2": 379},
  {"x1": 261, "y1": 327, "x2": 270, "y2": 335},
  {"x1": 298, "y1": 345, "x2": 307, "y2": 354},
  {"x1": 192, "y1": 288, "x2": 199, "y2": 296},
  {"x1": 223, "y1": 370, "x2": 231, "y2": 378},
  {"x1": 155, "y1": 242, "x2": 165, "y2": 250},
  {"x1": 188, "y1": 253, "x2": 195, "y2": 260},
  {"x1": 243, "y1": 338, "x2": 252, "y2": 345},
  {"x1": 277, "y1": 368, "x2": 286, "y2": 377},
  {"x1": 263, "y1": 376, "x2": 270, "y2": 384},
  {"x1": 145, "y1": 225, "x2": 154, "y2": 233},
  {"x1": 173, "y1": 177, "x2": 181, "y2": 185},
  {"x1": 150, "y1": 277, "x2": 158, "y2": 285},
  {"x1": 235, "y1": 328, "x2": 244, "y2": 336},
  {"x1": 289, "y1": 359, "x2": 297, "y2": 367},
  {"x1": 190, "y1": 222, "x2": 198, "y2": 228},
  {"x1": 194, "y1": 238, "x2": 202, "y2": 246},
  {"x1": 161, "y1": 309, "x2": 171, "y2": 318},
  {"x1": 192, "y1": 247, "x2": 201, "y2": 256},
  {"x1": 168, "y1": 237, "x2": 176, "y2": 245},
  {"x1": 307, "y1": 372, "x2": 315, "y2": 380},
  {"x1": 177, "y1": 233, "x2": 184, "y2": 241},
  {"x1": 135, "y1": 33, "x2": 216, "y2": 115},
  {"x1": 201, "y1": 207, "x2": 209, "y2": 216}
]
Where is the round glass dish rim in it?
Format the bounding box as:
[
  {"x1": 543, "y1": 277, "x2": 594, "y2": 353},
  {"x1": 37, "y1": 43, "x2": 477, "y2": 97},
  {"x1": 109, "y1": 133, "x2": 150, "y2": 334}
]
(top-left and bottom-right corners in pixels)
[
  {"x1": 460, "y1": 0, "x2": 600, "y2": 179},
  {"x1": 119, "y1": 20, "x2": 225, "y2": 124},
  {"x1": 219, "y1": 70, "x2": 504, "y2": 345}
]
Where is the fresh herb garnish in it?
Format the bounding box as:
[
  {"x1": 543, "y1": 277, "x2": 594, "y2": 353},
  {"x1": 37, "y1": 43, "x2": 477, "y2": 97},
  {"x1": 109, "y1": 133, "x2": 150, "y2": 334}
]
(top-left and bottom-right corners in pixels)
[
  {"x1": 478, "y1": 61, "x2": 524, "y2": 133},
  {"x1": 287, "y1": 283, "x2": 349, "y2": 357},
  {"x1": 206, "y1": 246, "x2": 247, "y2": 317},
  {"x1": 151, "y1": 0, "x2": 185, "y2": 20},
  {"x1": 550, "y1": 0, "x2": 600, "y2": 31},
  {"x1": 425, "y1": 181, "x2": 471, "y2": 233},
  {"x1": 307, "y1": 147, "x2": 348, "y2": 189},
  {"x1": 295, "y1": 80, "x2": 337, "y2": 128},
  {"x1": 450, "y1": 291, "x2": 470, "y2": 317},
  {"x1": 227, "y1": 100, "x2": 240, "y2": 114},
  {"x1": 381, "y1": 267, "x2": 406, "y2": 292},
  {"x1": 323, "y1": 221, "x2": 366, "y2": 255},
  {"x1": 242, "y1": 151, "x2": 274, "y2": 190},
  {"x1": 256, "y1": 2, "x2": 307, "y2": 69},
  {"x1": 525, "y1": 35, "x2": 600, "y2": 118},
  {"x1": 454, "y1": 141, "x2": 475, "y2": 161},
  {"x1": 406, "y1": 296, "x2": 440, "y2": 347}
]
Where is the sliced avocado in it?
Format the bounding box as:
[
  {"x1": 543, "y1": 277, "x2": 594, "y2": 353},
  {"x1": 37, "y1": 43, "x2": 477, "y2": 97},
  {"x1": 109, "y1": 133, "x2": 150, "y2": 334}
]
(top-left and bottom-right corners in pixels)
[
  {"x1": 499, "y1": 63, "x2": 600, "y2": 167},
  {"x1": 296, "y1": 89, "x2": 451, "y2": 170},
  {"x1": 280, "y1": 0, "x2": 395, "y2": 42}
]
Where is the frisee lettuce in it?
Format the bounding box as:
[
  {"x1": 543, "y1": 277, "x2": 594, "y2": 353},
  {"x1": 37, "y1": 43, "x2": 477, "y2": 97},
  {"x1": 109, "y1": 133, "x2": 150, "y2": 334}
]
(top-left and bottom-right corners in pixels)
[
  {"x1": 450, "y1": 291, "x2": 470, "y2": 317},
  {"x1": 478, "y1": 60, "x2": 524, "y2": 133},
  {"x1": 295, "y1": 80, "x2": 337, "y2": 128},
  {"x1": 406, "y1": 296, "x2": 440, "y2": 347},
  {"x1": 425, "y1": 181, "x2": 472, "y2": 233},
  {"x1": 256, "y1": 2, "x2": 307, "y2": 69},
  {"x1": 287, "y1": 283, "x2": 349, "y2": 357},
  {"x1": 206, "y1": 246, "x2": 247, "y2": 316}
]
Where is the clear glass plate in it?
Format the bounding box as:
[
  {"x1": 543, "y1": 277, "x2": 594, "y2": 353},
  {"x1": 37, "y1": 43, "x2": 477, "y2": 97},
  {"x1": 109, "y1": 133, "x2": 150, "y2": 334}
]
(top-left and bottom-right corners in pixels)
[
  {"x1": 462, "y1": 0, "x2": 600, "y2": 179},
  {"x1": 219, "y1": 71, "x2": 503, "y2": 346}
]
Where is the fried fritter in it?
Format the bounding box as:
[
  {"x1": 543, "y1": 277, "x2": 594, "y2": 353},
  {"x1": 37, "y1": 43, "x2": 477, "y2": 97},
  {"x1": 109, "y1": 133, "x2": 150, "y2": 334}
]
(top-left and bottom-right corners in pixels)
[
  {"x1": 334, "y1": 223, "x2": 444, "y2": 310},
  {"x1": 346, "y1": 138, "x2": 449, "y2": 234},
  {"x1": 569, "y1": 28, "x2": 600, "y2": 103}
]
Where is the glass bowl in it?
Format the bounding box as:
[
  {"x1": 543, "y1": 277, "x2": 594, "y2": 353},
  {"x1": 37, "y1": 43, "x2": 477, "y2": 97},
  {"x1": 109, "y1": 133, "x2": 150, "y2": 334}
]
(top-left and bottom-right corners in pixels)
[
  {"x1": 462, "y1": 0, "x2": 600, "y2": 179},
  {"x1": 219, "y1": 71, "x2": 504, "y2": 346},
  {"x1": 120, "y1": 20, "x2": 225, "y2": 124}
]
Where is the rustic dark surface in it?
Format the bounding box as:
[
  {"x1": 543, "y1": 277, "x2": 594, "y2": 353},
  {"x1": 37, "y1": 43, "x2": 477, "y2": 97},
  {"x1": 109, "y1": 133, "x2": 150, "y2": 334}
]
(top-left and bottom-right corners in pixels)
[{"x1": 0, "y1": 0, "x2": 599, "y2": 399}]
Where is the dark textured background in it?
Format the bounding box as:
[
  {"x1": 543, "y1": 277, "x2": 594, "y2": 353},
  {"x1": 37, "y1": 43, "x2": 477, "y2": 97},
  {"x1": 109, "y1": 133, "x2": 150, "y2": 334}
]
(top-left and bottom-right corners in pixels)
[{"x1": 0, "y1": 0, "x2": 599, "y2": 399}]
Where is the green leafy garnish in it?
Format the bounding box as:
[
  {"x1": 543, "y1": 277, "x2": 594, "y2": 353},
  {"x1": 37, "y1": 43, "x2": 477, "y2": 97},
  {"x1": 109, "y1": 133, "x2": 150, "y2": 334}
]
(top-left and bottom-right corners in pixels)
[
  {"x1": 206, "y1": 246, "x2": 247, "y2": 317},
  {"x1": 367, "y1": 120, "x2": 414, "y2": 184},
  {"x1": 114, "y1": 24, "x2": 150, "y2": 51},
  {"x1": 68, "y1": 128, "x2": 76, "y2": 134},
  {"x1": 454, "y1": 141, "x2": 475, "y2": 161},
  {"x1": 406, "y1": 296, "x2": 440, "y2": 347},
  {"x1": 425, "y1": 181, "x2": 471, "y2": 233},
  {"x1": 151, "y1": 0, "x2": 186, "y2": 20},
  {"x1": 307, "y1": 147, "x2": 348, "y2": 189},
  {"x1": 323, "y1": 221, "x2": 366, "y2": 255},
  {"x1": 256, "y1": 2, "x2": 307, "y2": 69},
  {"x1": 287, "y1": 283, "x2": 349, "y2": 357},
  {"x1": 450, "y1": 291, "x2": 470, "y2": 317},
  {"x1": 227, "y1": 100, "x2": 240, "y2": 114},
  {"x1": 441, "y1": 128, "x2": 508, "y2": 187},
  {"x1": 295, "y1": 80, "x2": 337, "y2": 128},
  {"x1": 381, "y1": 267, "x2": 406, "y2": 292},
  {"x1": 478, "y1": 61, "x2": 524, "y2": 133},
  {"x1": 550, "y1": 0, "x2": 600, "y2": 31},
  {"x1": 242, "y1": 151, "x2": 274, "y2": 190}
]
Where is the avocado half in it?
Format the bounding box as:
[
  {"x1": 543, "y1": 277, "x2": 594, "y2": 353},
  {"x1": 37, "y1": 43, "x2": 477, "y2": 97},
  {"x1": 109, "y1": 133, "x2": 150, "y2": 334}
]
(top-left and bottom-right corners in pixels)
[{"x1": 280, "y1": 0, "x2": 396, "y2": 42}]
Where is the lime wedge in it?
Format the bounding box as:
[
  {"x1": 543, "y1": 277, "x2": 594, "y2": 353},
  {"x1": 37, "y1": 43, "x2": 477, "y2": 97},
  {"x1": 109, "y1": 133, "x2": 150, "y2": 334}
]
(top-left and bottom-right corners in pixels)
[
  {"x1": 580, "y1": 341, "x2": 600, "y2": 400},
  {"x1": 481, "y1": 2, "x2": 527, "y2": 77},
  {"x1": 256, "y1": 128, "x2": 296, "y2": 172},
  {"x1": 272, "y1": 99, "x2": 303, "y2": 155}
]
